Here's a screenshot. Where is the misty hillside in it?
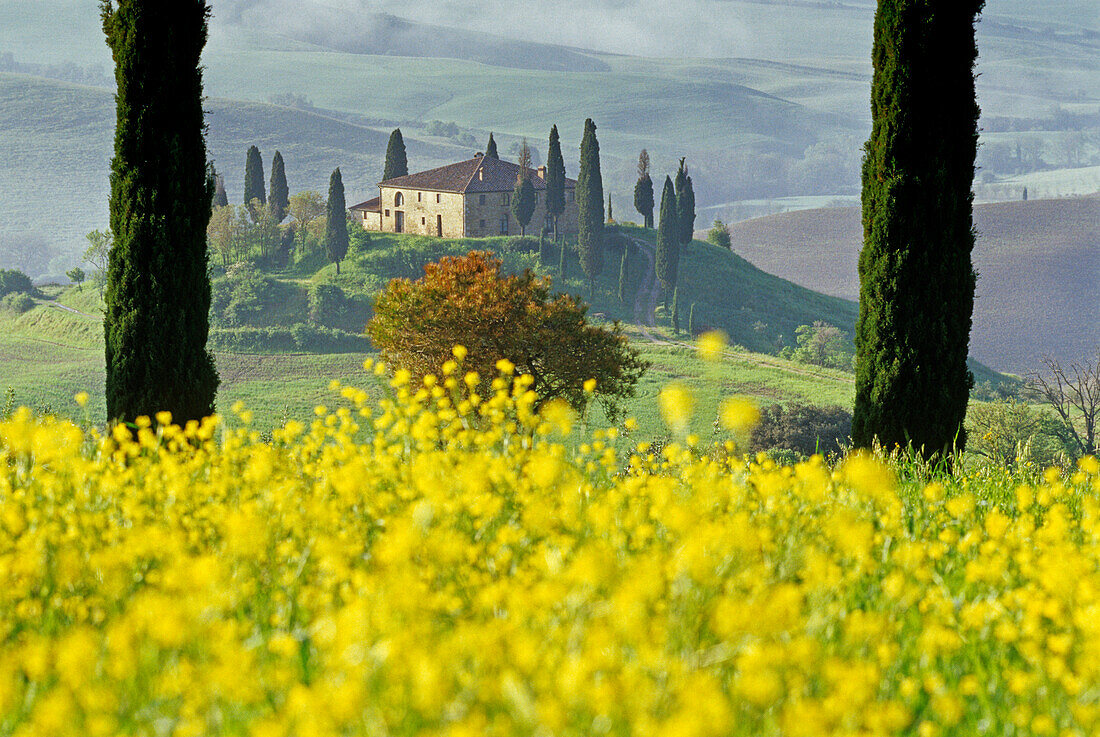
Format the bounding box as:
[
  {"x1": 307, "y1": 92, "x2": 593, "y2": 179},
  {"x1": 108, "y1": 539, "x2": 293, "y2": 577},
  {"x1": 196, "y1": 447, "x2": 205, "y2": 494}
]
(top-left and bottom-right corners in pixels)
[
  {"x1": 0, "y1": 73, "x2": 473, "y2": 279},
  {"x1": 727, "y1": 197, "x2": 1100, "y2": 374}
]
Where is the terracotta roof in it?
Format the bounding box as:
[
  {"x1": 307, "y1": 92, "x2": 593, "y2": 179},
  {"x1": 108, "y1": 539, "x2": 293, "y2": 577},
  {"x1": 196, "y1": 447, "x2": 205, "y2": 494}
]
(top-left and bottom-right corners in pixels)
[
  {"x1": 379, "y1": 155, "x2": 575, "y2": 194},
  {"x1": 349, "y1": 196, "x2": 381, "y2": 212}
]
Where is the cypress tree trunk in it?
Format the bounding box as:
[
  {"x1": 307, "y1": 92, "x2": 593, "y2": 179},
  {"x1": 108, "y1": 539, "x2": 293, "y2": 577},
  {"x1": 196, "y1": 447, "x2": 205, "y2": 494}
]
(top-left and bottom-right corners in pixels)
[
  {"x1": 576, "y1": 118, "x2": 604, "y2": 292},
  {"x1": 688, "y1": 303, "x2": 696, "y2": 337},
  {"x1": 671, "y1": 286, "x2": 680, "y2": 334},
  {"x1": 101, "y1": 0, "x2": 218, "y2": 423},
  {"x1": 559, "y1": 240, "x2": 567, "y2": 280},
  {"x1": 853, "y1": 0, "x2": 983, "y2": 458},
  {"x1": 269, "y1": 150, "x2": 289, "y2": 222}
]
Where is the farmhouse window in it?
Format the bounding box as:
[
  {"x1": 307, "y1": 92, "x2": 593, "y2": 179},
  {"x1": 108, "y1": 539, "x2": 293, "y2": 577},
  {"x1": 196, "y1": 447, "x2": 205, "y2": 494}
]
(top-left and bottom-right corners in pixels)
[
  {"x1": 422, "y1": 217, "x2": 426, "y2": 225},
  {"x1": 417, "y1": 192, "x2": 422, "y2": 202},
  {"x1": 479, "y1": 194, "x2": 486, "y2": 205},
  {"x1": 395, "y1": 192, "x2": 404, "y2": 206},
  {"x1": 501, "y1": 193, "x2": 511, "y2": 206},
  {"x1": 479, "y1": 219, "x2": 486, "y2": 229},
  {"x1": 567, "y1": 190, "x2": 574, "y2": 203},
  {"x1": 385, "y1": 209, "x2": 390, "y2": 216},
  {"x1": 499, "y1": 217, "x2": 509, "y2": 235},
  {"x1": 436, "y1": 194, "x2": 441, "y2": 203}
]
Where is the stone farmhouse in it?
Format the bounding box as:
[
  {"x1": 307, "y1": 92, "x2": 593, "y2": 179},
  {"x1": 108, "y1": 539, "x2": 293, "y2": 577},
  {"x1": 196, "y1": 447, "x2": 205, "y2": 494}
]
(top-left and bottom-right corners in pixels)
[{"x1": 350, "y1": 153, "x2": 579, "y2": 238}]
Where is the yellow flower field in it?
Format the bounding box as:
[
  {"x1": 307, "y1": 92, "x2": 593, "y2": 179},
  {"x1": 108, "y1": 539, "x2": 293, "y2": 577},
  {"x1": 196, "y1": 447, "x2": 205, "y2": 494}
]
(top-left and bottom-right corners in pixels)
[{"x1": 1, "y1": 357, "x2": 1099, "y2": 737}]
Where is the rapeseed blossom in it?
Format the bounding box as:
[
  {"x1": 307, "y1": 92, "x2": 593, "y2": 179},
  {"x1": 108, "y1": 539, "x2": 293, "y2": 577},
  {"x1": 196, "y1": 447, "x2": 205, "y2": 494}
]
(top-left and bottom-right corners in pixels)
[{"x1": 0, "y1": 371, "x2": 1098, "y2": 736}]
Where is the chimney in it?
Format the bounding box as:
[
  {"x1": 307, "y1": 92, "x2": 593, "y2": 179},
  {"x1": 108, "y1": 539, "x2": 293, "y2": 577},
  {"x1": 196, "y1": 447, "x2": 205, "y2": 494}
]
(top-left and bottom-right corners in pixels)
[
  {"x1": 479, "y1": 169, "x2": 484, "y2": 181},
  {"x1": 474, "y1": 152, "x2": 483, "y2": 159},
  {"x1": 537, "y1": 166, "x2": 546, "y2": 179}
]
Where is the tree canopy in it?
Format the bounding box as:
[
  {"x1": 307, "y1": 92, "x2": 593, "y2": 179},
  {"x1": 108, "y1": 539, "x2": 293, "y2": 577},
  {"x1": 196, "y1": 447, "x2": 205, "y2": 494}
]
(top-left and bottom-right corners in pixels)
[
  {"x1": 853, "y1": 0, "x2": 983, "y2": 458},
  {"x1": 484, "y1": 132, "x2": 499, "y2": 160},
  {"x1": 545, "y1": 125, "x2": 566, "y2": 240},
  {"x1": 101, "y1": 0, "x2": 218, "y2": 423},
  {"x1": 576, "y1": 118, "x2": 604, "y2": 289},
  {"x1": 269, "y1": 151, "x2": 289, "y2": 222},
  {"x1": 634, "y1": 149, "x2": 654, "y2": 228},
  {"x1": 368, "y1": 251, "x2": 647, "y2": 414},
  {"x1": 383, "y1": 129, "x2": 408, "y2": 181},
  {"x1": 244, "y1": 145, "x2": 266, "y2": 212},
  {"x1": 324, "y1": 168, "x2": 349, "y2": 274}
]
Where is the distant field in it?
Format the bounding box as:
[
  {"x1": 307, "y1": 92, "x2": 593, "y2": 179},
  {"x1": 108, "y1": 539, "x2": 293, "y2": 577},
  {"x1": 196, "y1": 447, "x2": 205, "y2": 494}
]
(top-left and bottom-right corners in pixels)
[{"x1": 728, "y1": 196, "x2": 1100, "y2": 373}]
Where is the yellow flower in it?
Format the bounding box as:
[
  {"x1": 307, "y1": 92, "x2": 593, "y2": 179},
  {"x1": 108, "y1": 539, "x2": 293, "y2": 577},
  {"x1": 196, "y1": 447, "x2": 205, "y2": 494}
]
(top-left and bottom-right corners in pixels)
[
  {"x1": 74, "y1": 391, "x2": 89, "y2": 407},
  {"x1": 719, "y1": 396, "x2": 759, "y2": 433},
  {"x1": 697, "y1": 330, "x2": 728, "y2": 362},
  {"x1": 659, "y1": 382, "x2": 695, "y2": 433}
]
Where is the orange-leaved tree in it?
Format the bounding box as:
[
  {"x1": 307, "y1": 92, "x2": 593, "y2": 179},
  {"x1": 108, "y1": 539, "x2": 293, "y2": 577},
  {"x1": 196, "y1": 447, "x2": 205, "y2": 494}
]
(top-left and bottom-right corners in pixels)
[{"x1": 368, "y1": 251, "x2": 648, "y2": 414}]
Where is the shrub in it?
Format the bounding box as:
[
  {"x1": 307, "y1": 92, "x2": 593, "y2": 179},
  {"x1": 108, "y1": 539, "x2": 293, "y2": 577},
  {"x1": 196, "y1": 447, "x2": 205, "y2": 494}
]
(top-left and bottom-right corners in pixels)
[
  {"x1": 208, "y1": 324, "x2": 369, "y2": 353},
  {"x1": 790, "y1": 322, "x2": 854, "y2": 370},
  {"x1": 965, "y1": 397, "x2": 1068, "y2": 468},
  {"x1": 0, "y1": 269, "x2": 33, "y2": 298},
  {"x1": 707, "y1": 219, "x2": 732, "y2": 250},
  {"x1": 749, "y1": 402, "x2": 853, "y2": 458},
  {"x1": 308, "y1": 283, "x2": 347, "y2": 327},
  {"x1": 0, "y1": 292, "x2": 34, "y2": 314}
]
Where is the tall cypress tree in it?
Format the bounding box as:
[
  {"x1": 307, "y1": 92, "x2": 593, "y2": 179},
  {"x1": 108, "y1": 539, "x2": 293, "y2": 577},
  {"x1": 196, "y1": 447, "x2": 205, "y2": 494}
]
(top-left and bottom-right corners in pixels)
[
  {"x1": 853, "y1": 0, "x2": 983, "y2": 458},
  {"x1": 244, "y1": 145, "x2": 265, "y2": 211},
  {"x1": 545, "y1": 125, "x2": 566, "y2": 241},
  {"x1": 511, "y1": 140, "x2": 536, "y2": 236},
  {"x1": 607, "y1": 194, "x2": 613, "y2": 222},
  {"x1": 269, "y1": 150, "x2": 289, "y2": 222},
  {"x1": 101, "y1": 0, "x2": 218, "y2": 423},
  {"x1": 618, "y1": 245, "x2": 629, "y2": 305},
  {"x1": 655, "y1": 176, "x2": 679, "y2": 297},
  {"x1": 383, "y1": 129, "x2": 408, "y2": 182},
  {"x1": 484, "y1": 132, "x2": 499, "y2": 160},
  {"x1": 213, "y1": 173, "x2": 228, "y2": 208},
  {"x1": 634, "y1": 149, "x2": 654, "y2": 228},
  {"x1": 576, "y1": 118, "x2": 604, "y2": 292},
  {"x1": 675, "y1": 158, "x2": 696, "y2": 246},
  {"x1": 325, "y1": 168, "x2": 349, "y2": 275}
]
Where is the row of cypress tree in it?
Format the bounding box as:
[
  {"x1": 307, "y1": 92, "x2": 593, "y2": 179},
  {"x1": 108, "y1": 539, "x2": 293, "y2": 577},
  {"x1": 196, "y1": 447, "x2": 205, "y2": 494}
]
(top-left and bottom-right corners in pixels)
[
  {"x1": 101, "y1": 0, "x2": 983, "y2": 462},
  {"x1": 239, "y1": 146, "x2": 290, "y2": 221}
]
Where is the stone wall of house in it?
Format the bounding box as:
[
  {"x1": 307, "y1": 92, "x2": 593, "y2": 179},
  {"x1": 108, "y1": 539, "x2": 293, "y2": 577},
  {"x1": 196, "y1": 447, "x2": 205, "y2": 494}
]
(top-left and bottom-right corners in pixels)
[
  {"x1": 378, "y1": 187, "x2": 466, "y2": 238},
  {"x1": 462, "y1": 186, "x2": 579, "y2": 238},
  {"x1": 362, "y1": 184, "x2": 580, "y2": 238},
  {"x1": 357, "y1": 209, "x2": 383, "y2": 232}
]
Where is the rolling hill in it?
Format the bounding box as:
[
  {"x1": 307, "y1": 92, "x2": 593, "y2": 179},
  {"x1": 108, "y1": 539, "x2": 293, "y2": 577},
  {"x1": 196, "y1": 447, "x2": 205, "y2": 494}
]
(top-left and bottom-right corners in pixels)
[{"x1": 727, "y1": 196, "x2": 1100, "y2": 374}]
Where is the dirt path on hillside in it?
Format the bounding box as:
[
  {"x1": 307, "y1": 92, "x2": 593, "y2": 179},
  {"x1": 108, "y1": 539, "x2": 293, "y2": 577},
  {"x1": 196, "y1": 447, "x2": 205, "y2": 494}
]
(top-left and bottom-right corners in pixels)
[
  {"x1": 627, "y1": 236, "x2": 662, "y2": 341},
  {"x1": 45, "y1": 300, "x2": 99, "y2": 320}
]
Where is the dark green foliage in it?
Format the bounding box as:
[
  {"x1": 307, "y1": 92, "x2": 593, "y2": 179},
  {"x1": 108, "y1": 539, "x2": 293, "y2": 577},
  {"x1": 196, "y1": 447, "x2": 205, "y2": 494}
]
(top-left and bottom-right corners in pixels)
[
  {"x1": 244, "y1": 145, "x2": 266, "y2": 211},
  {"x1": 607, "y1": 194, "x2": 613, "y2": 222},
  {"x1": 688, "y1": 302, "x2": 696, "y2": 336},
  {"x1": 751, "y1": 402, "x2": 853, "y2": 459},
  {"x1": 214, "y1": 173, "x2": 229, "y2": 208},
  {"x1": 308, "y1": 283, "x2": 347, "y2": 327},
  {"x1": 707, "y1": 219, "x2": 731, "y2": 250},
  {"x1": 0, "y1": 292, "x2": 34, "y2": 314},
  {"x1": 634, "y1": 149, "x2": 654, "y2": 228},
  {"x1": 576, "y1": 118, "x2": 604, "y2": 290},
  {"x1": 324, "y1": 168, "x2": 350, "y2": 275},
  {"x1": 512, "y1": 171, "x2": 536, "y2": 236},
  {"x1": 383, "y1": 129, "x2": 408, "y2": 181},
  {"x1": 853, "y1": 0, "x2": 983, "y2": 458},
  {"x1": 484, "y1": 132, "x2": 498, "y2": 160},
  {"x1": 0, "y1": 269, "x2": 33, "y2": 297},
  {"x1": 675, "y1": 159, "x2": 696, "y2": 245},
  {"x1": 208, "y1": 324, "x2": 369, "y2": 353},
  {"x1": 269, "y1": 151, "x2": 289, "y2": 222},
  {"x1": 210, "y1": 261, "x2": 277, "y2": 327},
  {"x1": 671, "y1": 285, "x2": 680, "y2": 333},
  {"x1": 655, "y1": 176, "x2": 679, "y2": 294},
  {"x1": 545, "y1": 126, "x2": 566, "y2": 240},
  {"x1": 617, "y1": 245, "x2": 629, "y2": 305},
  {"x1": 67, "y1": 267, "x2": 86, "y2": 289},
  {"x1": 101, "y1": 0, "x2": 219, "y2": 423}
]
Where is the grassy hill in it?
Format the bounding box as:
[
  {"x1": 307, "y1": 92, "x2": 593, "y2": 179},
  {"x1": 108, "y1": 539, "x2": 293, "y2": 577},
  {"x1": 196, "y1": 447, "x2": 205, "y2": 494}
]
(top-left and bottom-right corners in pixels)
[
  {"x1": 0, "y1": 229, "x2": 879, "y2": 434},
  {"x1": 727, "y1": 196, "x2": 1100, "y2": 374}
]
